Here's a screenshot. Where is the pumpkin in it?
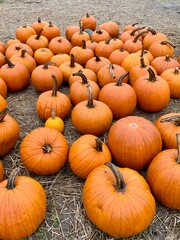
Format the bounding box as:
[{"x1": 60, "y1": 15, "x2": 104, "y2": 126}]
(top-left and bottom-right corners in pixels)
[
  {"x1": 15, "y1": 24, "x2": 36, "y2": 43},
  {"x1": 135, "y1": 49, "x2": 154, "y2": 63},
  {"x1": 91, "y1": 29, "x2": 110, "y2": 43},
  {"x1": 31, "y1": 61, "x2": 63, "y2": 92},
  {"x1": 0, "y1": 96, "x2": 7, "y2": 112},
  {"x1": 155, "y1": 113, "x2": 180, "y2": 149},
  {"x1": 109, "y1": 48, "x2": 129, "y2": 66},
  {"x1": 81, "y1": 13, "x2": 97, "y2": 31},
  {"x1": 119, "y1": 26, "x2": 145, "y2": 43},
  {"x1": 108, "y1": 115, "x2": 162, "y2": 171},
  {"x1": 160, "y1": 67, "x2": 180, "y2": 98},
  {"x1": 0, "y1": 58, "x2": 30, "y2": 92},
  {"x1": 68, "y1": 134, "x2": 112, "y2": 179},
  {"x1": 0, "y1": 108, "x2": 20, "y2": 157},
  {"x1": 10, "y1": 49, "x2": 37, "y2": 74},
  {"x1": 85, "y1": 55, "x2": 111, "y2": 74},
  {"x1": 0, "y1": 160, "x2": 4, "y2": 182},
  {"x1": 69, "y1": 72, "x2": 100, "y2": 105},
  {"x1": 97, "y1": 63, "x2": 128, "y2": 88},
  {"x1": 133, "y1": 68, "x2": 170, "y2": 112},
  {"x1": 36, "y1": 75, "x2": 71, "y2": 120},
  {"x1": 82, "y1": 162, "x2": 156, "y2": 238},
  {"x1": 20, "y1": 127, "x2": 68, "y2": 175},
  {"x1": 26, "y1": 29, "x2": 49, "y2": 51},
  {"x1": 50, "y1": 53, "x2": 70, "y2": 67},
  {"x1": 0, "y1": 168, "x2": 46, "y2": 240},
  {"x1": 109, "y1": 37, "x2": 123, "y2": 50},
  {"x1": 99, "y1": 21, "x2": 120, "y2": 38},
  {"x1": 95, "y1": 37, "x2": 114, "y2": 58},
  {"x1": 150, "y1": 55, "x2": 180, "y2": 75},
  {"x1": 99, "y1": 72, "x2": 137, "y2": 119},
  {"x1": 0, "y1": 77, "x2": 7, "y2": 98},
  {"x1": 71, "y1": 21, "x2": 90, "y2": 47},
  {"x1": 148, "y1": 40, "x2": 175, "y2": 58},
  {"x1": 85, "y1": 39, "x2": 98, "y2": 52},
  {"x1": 33, "y1": 47, "x2": 54, "y2": 65},
  {"x1": 69, "y1": 68, "x2": 97, "y2": 86},
  {"x1": 41, "y1": 21, "x2": 61, "y2": 41},
  {"x1": 6, "y1": 38, "x2": 20, "y2": 47},
  {"x1": 65, "y1": 25, "x2": 80, "y2": 42},
  {"x1": 0, "y1": 52, "x2": 6, "y2": 68},
  {"x1": 48, "y1": 36, "x2": 72, "y2": 55},
  {"x1": 5, "y1": 42, "x2": 34, "y2": 59},
  {"x1": 146, "y1": 133, "x2": 180, "y2": 209},
  {"x1": 31, "y1": 17, "x2": 48, "y2": 34},
  {"x1": 0, "y1": 41, "x2": 6, "y2": 55},
  {"x1": 123, "y1": 22, "x2": 139, "y2": 32},
  {"x1": 71, "y1": 84, "x2": 113, "y2": 136},
  {"x1": 70, "y1": 40, "x2": 94, "y2": 67},
  {"x1": 45, "y1": 108, "x2": 65, "y2": 133}
]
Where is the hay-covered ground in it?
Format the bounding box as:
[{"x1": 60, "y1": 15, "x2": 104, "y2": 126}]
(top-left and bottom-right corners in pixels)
[{"x1": 0, "y1": 0, "x2": 180, "y2": 239}]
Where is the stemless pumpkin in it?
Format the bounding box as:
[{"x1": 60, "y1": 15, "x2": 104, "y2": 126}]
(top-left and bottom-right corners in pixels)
[
  {"x1": 71, "y1": 84, "x2": 113, "y2": 136},
  {"x1": 146, "y1": 133, "x2": 180, "y2": 209},
  {"x1": 0, "y1": 108, "x2": 20, "y2": 157},
  {"x1": 83, "y1": 162, "x2": 156, "y2": 238},
  {"x1": 20, "y1": 127, "x2": 68, "y2": 175},
  {"x1": 68, "y1": 134, "x2": 112, "y2": 179},
  {"x1": 108, "y1": 115, "x2": 162, "y2": 171},
  {"x1": 155, "y1": 113, "x2": 180, "y2": 149},
  {"x1": 0, "y1": 168, "x2": 46, "y2": 240}
]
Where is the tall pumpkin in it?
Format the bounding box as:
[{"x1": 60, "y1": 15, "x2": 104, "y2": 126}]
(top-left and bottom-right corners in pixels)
[
  {"x1": 108, "y1": 115, "x2": 162, "y2": 171},
  {"x1": 0, "y1": 168, "x2": 46, "y2": 240},
  {"x1": 83, "y1": 162, "x2": 156, "y2": 238}
]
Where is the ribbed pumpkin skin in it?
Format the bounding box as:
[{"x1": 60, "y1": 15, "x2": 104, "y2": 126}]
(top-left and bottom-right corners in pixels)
[
  {"x1": 20, "y1": 127, "x2": 68, "y2": 175},
  {"x1": 155, "y1": 113, "x2": 180, "y2": 149},
  {"x1": 107, "y1": 116, "x2": 162, "y2": 171},
  {"x1": 68, "y1": 134, "x2": 112, "y2": 179},
  {"x1": 146, "y1": 149, "x2": 180, "y2": 209},
  {"x1": 0, "y1": 175, "x2": 46, "y2": 240},
  {"x1": 0, "y1": 114, "x2": 20, "y2": 157},
  {"x1": 83, "y1": 164, "x2": 156, "y2": 238}
]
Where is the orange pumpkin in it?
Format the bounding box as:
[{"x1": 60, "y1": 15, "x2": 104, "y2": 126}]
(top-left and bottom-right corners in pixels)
[
  {"x1": 33, "y1": 47, "x2": 54, "y2": 65},
  {"x1": 83, "y1": 162, "x2": 156, "y2": 238},
  {"x1": 41, "y1": 21, "x2": 61, "y2": 41},
  {"x1": 0, "y1": 108, "x2": 20, "y2": 157},
  {"x1": 48, "y1": 36, "x2": 72, "y2": 55},
  {"x1": 85, "y1": 55, "x2": 111, "y2": 74},
  {"x1": 50, "y1": 53, "x2": 70, "y2": 67},
  {"x1": 148, "y1": 40, "x2": 175, "y2": 58},
  {"x1": 5, "y1": 42, "x2": 34, "y2": 59},
  {"x1": 109, "y1": 48, "x2": 129, "y2": 66},
  {"x1": 0, "y1": 161, "x2": 4, "y2": 182},
  {"x1": 0, "y1": 168, "x2": 46, "y2": 240},
  {"x1": 108, "y1": 115, "x2": 162, "y2": 171},
  {"x1": 0, "y1": 52, "x2": 6, "y2": 68},
  {"x1": 119, "y1": 26, "x2": 145, "y2": 43},
  {"x1": 71, "y1": 21, "x2": 90, "y2": 47},
  {"x1": 155, "y1": 113, "x2": 180, "y2": 149},
  {"x1": 85, "y1": 39, "x2": 98, "y2": 52},
  {"x1": 81, "y1": 13, "x2": 97, "y2": 31},
  {"x1": 65, "y1": 25, "x2": 80, "y2": 42},
  {"x1": 0, "y1": 41, "x2": 6, "y2": 55},
  {"x1": 68, "y1": 134, "x2": 112, "y2": 179},
  {"x1": 69, "y1": 68, "x2": 97, "y2": 86},
  {"x1": 0, "y1": 77, "x2": 7, "y2": 98},
  {"x1": 146, "y1": 133, "x2": 180, "y2": 209},
  {"x1": 99, "y1": 21, "x2": 120, "y2": 38},
  {"x1": 31, "y1": 17, "x2": 48, "y2": 34},
  {"x1": 0, "y1": 96, "x2": 7, "y2": 111},
  {"x1": 20, "y1": 127, "x2": 68, "y2": 175},
  {"x1": 15, "y1": 24, "x2": 36, "y2": 43},
  {"x1": 26, "y1": 29, "x2": 49, "y2": 51},
  {"x1": 91, "y1": 29, "x2": 110, "y2": 43}
]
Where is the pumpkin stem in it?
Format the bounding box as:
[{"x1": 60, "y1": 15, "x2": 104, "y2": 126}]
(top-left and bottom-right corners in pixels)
[
  {"x1": 109, "y1": 64, "x2": 116, "y2": 79},
  {"x1": 86, "y1": 84, "x2": 94, "y2": 108},
  {"x1": 94, "y1": 138, "x2": 103, "y2": 152},
  {"x1": 105, "y1": 162, "x2": 126, "y2": 193},
  {"x1": 95, "y1": 29, "x2": 103, "y2": 34},
  {"x1": 140, "y1": 57, "x2": 147, "y2": 68},
  {"x1": 5, "y1": 57, "x2": 15, "y2": 68},
  {"x1": 147, "y1": 68, "x2": 157, "y2": 82},
  {"x1": 70, "y1": 54, "x2": 75, "y2": 68},
  {"x1": 51, "y1": 74, "x2": 58, "y2": 97},
  {"x1": 147, "y1": 27, "x2": 157, "y2": 35},
  {"x1": 7, "y1": 168, "x2": 20, "y2": 190},
  {"x1": 35, "y1": 28, "x2": 43, "y2": 40},
  {"x1": 43, "y1": 61, "x2": 56, "y2": 70},
  {"x1": 105, "y1": 37, "x2": 112, "y2": 44},
  {"x1": 81, "y1": 39, "x2": 87, "y2": 49},
  {"x1": 0, "y1": 108, "x2": 8, "y2": 122},
  {"x1": 161, "y1": 41, "x2": 175, "y2": 48},
  {"x1": 37, "y1": 17, "x2": 42, "y2": 23},
  {"x1": 42, "y1": 143, "x2": 52, "y2": 153},
  {"x1": 176, "y1": 133, "x2": 180, "y2": 164},
  {"x1": 115, "y1": 72, "x2": 129, "y2": 86},
  {"x1": 160, "y1": 115, "x2": 180, "y2": 126},
  {"x1": 174, "y1": 67, "x2": 179, "y2": 74},
  {"x1": 165, "y1": 55, "x2": 171, "y2": 62},
  {"x1": 95, "y1": 55, "x2": 101, "y2": 62},
  {"x1": 20, "y1": 49, "x2": 29, "y2": 58},
  {"x1": 79, "y1": 20, "x2": 83, "y2": 34},
  {"x1": 51, "y1": 108, "x2": 55, "y2": 119},
  {"x1": 130, "y1": 26, "x2": 145, "y2": 36},
  {"x1": 133, "y1": 30, "x2": 149, "y2": 43},
  {"x1": 72, "y1": 72, "x2": 88, "y2": 84},
  {"x1": 48, "y1": 21, "x2": 53, "y2": 27}
]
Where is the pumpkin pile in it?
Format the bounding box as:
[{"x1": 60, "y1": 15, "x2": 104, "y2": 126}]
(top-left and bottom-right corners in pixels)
[{"x1": 0, "y1": 13, "x2": 179, "y2": 239}]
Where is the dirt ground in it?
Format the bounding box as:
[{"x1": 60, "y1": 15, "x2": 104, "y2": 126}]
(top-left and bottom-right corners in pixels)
[{"x1": 0, "y1": 0, "x2": 180, "y2": 239}]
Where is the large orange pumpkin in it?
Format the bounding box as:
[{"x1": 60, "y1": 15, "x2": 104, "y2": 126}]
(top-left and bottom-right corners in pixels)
[
  {"x1": 146, "y1": 133, "x2": 180, "y2": 209},
  {"x1": 20, "y1": 127, "x2": 69, "y2": 175},
  {"x1": 68, "y1": 134, "x2": 112, "y2": 179},
  {"x1": 83, "y1": 162, "x2": 156, "y2": 238},
  {"x1": 0, "y1": 168, "x2": 46, "y2": 240},
  {"x1": 108, "y1": 115, "x2": 162, "y2": 171}
]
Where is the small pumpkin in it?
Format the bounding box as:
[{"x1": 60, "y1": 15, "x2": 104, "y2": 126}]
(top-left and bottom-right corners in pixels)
[
  {"x1": 20, "y1": 127, "x2": 68, "y2": 175},
  {"x1": 71, "y1": 84, "x2": 113, "y2": 137},
  {"x1": 50, "y1": 53, "x2": 70, "y2": 67},
  {"x1": 45, "y1": 108, "x2": 65, "y2": 133},
  {"x1": 0, "y1": 168, "x2": 46, "y2": 240},
  {"x1": 71, "y1": 21, "x2": 90, "y2": 47},
  {"x1": 146, "y1": 133, "x2": 180, "y2": 209},
  {"x1": 15, "y1": 24, "x2": 36, "y2": 43},
  {"x1": 69, "y1": 68, "x2": 97, "y2": 86},
  {"x1": 41, "y1": 21, "x2": 61, "y2": 41},
  {"x1": 33, "y1": 47, "x2": 54, "y2": 65},
  {"x1": 155, "y1": 113, "x2": 180, "y2": 149},
  {"x1": 109, "y1": 48, "x2": 129, "y2": 66},
  {"x1": 48, "y1": 36, "x2": 72, "y2": 55},
  {"x1": 31, "y1": 17, "x2": 48, "y2": 34},
  {"x1": 65, "y1": 25, "x2": 80, "y2": 42},
  {"x1": 119, "y1": 26, "x2": 145, "y2": 43},
  {"x1": 91, "y1": 29, "x2": 110, "y2": 43},
  {"x1": 5, "y1": 42, "x2": 34, "y2": 59},
  {"x1": 108, "y1": 115, "x2": 162, "y2": 171},
  {"x1": 82, "y1": 162, "x2": 156, "y2": 238},
  {"x1": 148, "y1": 40, "x2": 175, "y2": 58},
  {"x1": 81, "y1": 13, "x2": 97, "y2": 31},
  {"x1": 68, "y1": 134, "x2": 112, "y2": 179},
  {"x1": 26, "y1": 29, "x2": 49, "y2": 51},
  {"x1": 85, "y1": 55, "x2": 111, "y2": 74},
  {"x1": 95, "y1": 37, "x2": 115, "y2": 58},
  {"x1": 0, "y1": 108, "x2": 20, "y2": 157},
  {"x1": 99, "y1": 21, "x2": 120, "y2": 38}
]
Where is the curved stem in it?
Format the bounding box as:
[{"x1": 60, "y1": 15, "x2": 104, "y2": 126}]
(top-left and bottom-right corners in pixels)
[
  {"x1": 86, "y1": 84, "x2": 94, "y2": 108},
  {"x1": 116, "y1": 72, "x2": 129, "y2": 86},
  {"x1": 147, "y1": 68, "x2": 157, "y2": 82},
  {"x1": 161, "y1": 41, "x2": 175, "y2": 48},
  {"x1": 43, "y1": 61, "x2": 56, "y2": 70},
  {"x1": 109, "y1": 64, "x2": 116, "y2": 79},
  {"x1": 94, "y1": 138, "x2": 103, "y2": 152},
  {"x1": 70, "y1": 54, "x2": 75, "y2": 68},
  {"x1": 176, "y1": 133, "x2": 180, "y2": 164},
  {"x1": 21, "y1": 49, "x2": 28, "y2": 58},
  {"x1": 133, "y1": 30, "x2": 149, "y2": 43},
  {"x1": 51, "y1": 74, "x2": 58, "y2": 97},
  {"x1": 5, "y1": 57, "x2": 15, "y2": 68},
  {"x1": 105, "y1": 162, "x2": 126, "y2": 192},
  {"x1": 0, "y1": 108, "x2": 8, "y2": 122},
  {"x1": 130, "y1": 26, "x2": 145, "y2": 36},
  {"x1": 147, "y1": 27, "x2": 157, "y2": 35},
  {"x1": 35, "y1": 28, "x2": 43, "y2": 40},
  {"x1": 72, "y1": 72, "x2": 88, "y2": 84},
  {"x1": 7, "y1": 168, "x2": 20, "y2": 190},
  {"x1": 105, "y1": 37, "x2": 112, "y2": 44},
  {"x1": 160, "y1": 115, "x2": 180, "y2": 126}
]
